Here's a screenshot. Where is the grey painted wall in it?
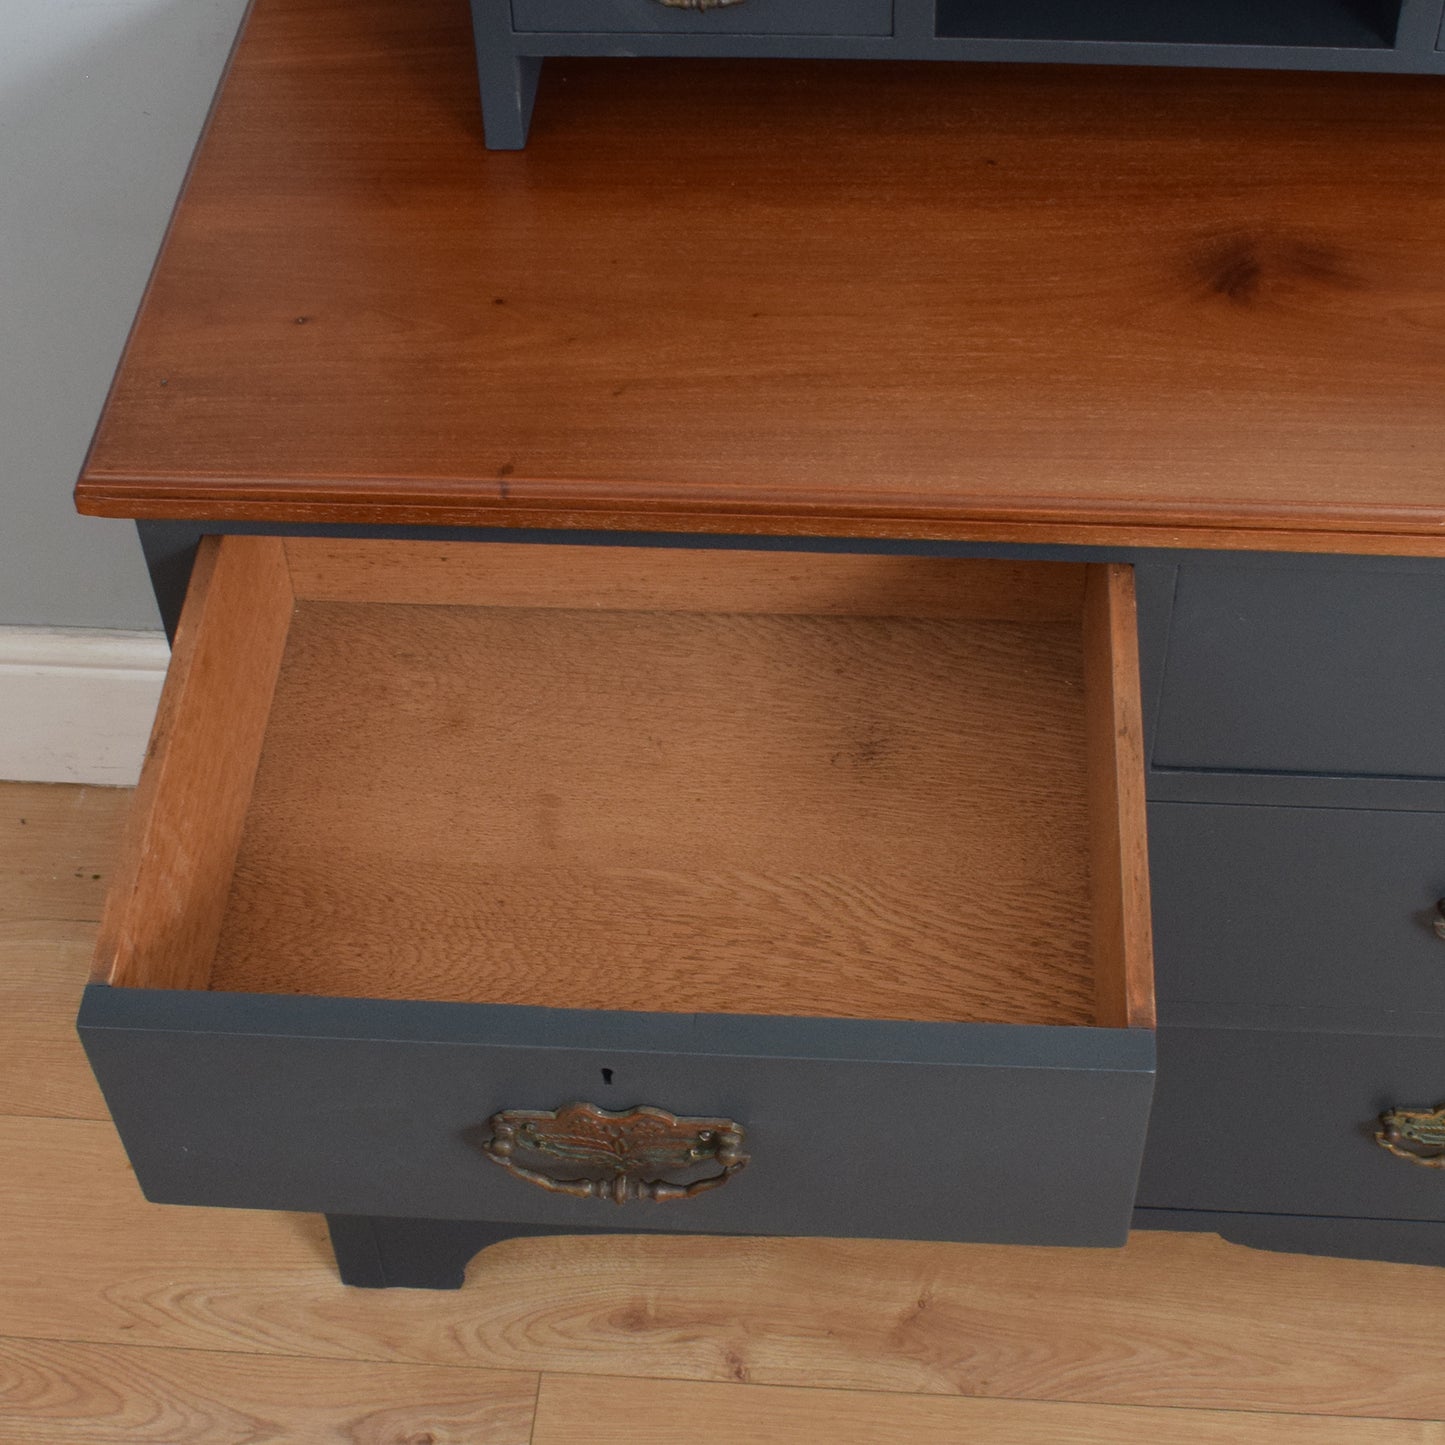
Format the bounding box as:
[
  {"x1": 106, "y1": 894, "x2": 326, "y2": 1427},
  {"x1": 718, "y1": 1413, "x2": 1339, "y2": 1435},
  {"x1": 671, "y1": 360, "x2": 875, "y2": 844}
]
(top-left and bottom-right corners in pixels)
[{"x1": 0, "y1": 0, "x2": 248, "y2": 630}]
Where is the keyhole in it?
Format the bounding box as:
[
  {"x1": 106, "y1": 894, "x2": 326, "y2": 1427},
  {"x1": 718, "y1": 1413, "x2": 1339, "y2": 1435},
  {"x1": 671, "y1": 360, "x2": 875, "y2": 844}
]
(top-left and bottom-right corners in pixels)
[{"x1": 601, "y1": 1068, "x2": 614, "y2": 1086}]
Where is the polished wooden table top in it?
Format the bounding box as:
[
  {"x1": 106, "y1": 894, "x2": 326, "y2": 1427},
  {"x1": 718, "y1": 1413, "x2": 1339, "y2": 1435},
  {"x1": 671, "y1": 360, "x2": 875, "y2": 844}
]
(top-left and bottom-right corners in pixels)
[{"x1": 77, "y1": 0, "x2": 1445, "y2": 552}]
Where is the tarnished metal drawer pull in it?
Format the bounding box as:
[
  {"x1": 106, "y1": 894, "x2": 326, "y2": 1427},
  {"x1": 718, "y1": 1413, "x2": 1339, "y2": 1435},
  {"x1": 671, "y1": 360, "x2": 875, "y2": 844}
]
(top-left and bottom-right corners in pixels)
[
  {"x1": 655, "y1": 0, "x2": 747, "y2": 9},
  {"x1": 1376, "y1": 1105, "x2": 1445, "y2": 1168},
  {"x1": 483, "y1": 1102, "x2": 750, "y2": 1203}
]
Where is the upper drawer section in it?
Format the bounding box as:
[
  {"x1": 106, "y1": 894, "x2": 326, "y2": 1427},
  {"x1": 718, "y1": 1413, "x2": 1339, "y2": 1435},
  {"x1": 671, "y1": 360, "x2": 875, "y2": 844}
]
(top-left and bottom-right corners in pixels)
[
  {"x1": 511, "y1": 0, "x2": 893, "y2": 34},
  {"x1": 1153, "y1": 564, "x2": 1445, "y2": 779}
]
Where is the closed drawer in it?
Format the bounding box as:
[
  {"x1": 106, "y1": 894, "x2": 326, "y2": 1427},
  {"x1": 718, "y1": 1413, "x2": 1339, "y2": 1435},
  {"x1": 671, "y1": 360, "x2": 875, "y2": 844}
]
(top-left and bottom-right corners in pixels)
[
  {"x1": 1153, "y1": 563, "x2": 1445, "y2": 778},
  {"x1": 1149, "y1": 802, "x2": 1445, "y2": 1027},
  {"x1": 80, "y1": 537, "x2": 1154, "y2": 1246},
  {"x1": 1140, "y1": 1027, "x2": 1445, "y2": 1223},
  {"x1": 511, "y1": 0, "x2": 893, "y2": 36}
]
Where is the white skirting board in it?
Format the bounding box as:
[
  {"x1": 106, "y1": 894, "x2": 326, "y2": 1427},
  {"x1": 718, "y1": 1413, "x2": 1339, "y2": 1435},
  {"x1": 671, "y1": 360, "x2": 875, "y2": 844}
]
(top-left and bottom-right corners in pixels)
[{"x1": 0, "y1": 627, "x2": 169, "y2": 786}]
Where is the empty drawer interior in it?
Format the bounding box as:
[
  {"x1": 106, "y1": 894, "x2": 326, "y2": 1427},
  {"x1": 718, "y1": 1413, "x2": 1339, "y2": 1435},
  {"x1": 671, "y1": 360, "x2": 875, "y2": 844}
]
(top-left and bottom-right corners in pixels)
[{"x1": 93, "y1": 538, "x2": 1152, "y2": 1031}]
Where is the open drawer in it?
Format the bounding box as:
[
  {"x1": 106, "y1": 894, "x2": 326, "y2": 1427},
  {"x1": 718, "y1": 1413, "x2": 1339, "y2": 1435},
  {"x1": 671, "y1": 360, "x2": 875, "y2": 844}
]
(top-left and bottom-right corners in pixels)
[{"x1": 80, "y1": 537, "x2": 1155, "y2": 1246}]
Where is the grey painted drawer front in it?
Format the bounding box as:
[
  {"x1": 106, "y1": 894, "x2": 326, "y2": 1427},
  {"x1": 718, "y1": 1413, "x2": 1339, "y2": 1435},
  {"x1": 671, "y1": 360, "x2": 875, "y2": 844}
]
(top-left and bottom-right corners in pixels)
[
  {"x1": 1153, "y1": 564, "x2": 1445, "y2": 778},
  {"x1": 1139, "y1": 1026, "x2": 1445, "y2": 1222},
  {"x1": 79, "y1": 986, "x2": 1155, "y2": 1246},
  {"x1": 511, "y1": 0, "x2": 893, "y2": 34},
  {"x1": 1149, "y1": 802, "x2": 1445, "y2": 1028}
]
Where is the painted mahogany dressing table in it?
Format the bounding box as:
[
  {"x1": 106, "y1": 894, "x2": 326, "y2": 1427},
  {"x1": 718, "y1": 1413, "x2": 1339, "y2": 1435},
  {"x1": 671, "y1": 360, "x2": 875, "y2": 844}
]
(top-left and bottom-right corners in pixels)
[{"x1": 75, "y1": 0, "x2": 1445, "y2": 1287}]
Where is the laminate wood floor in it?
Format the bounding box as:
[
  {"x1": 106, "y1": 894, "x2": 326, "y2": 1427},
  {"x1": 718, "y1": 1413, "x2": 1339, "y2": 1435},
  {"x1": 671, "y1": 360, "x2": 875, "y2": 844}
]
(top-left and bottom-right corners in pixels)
[{"x1": 2, "y1": 779, "x2": 1441, "y2": 1444}]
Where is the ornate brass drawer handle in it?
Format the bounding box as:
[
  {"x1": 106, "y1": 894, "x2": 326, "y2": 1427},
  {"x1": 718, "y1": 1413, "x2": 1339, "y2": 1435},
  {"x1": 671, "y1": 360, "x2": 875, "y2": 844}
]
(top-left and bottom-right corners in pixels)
[
  {"x1": 1376, "y1": 1105, "x2": 1445, "y2": 1168},
  {"x1": 483, "y1": 1102, "x2": 750, "y2": 1203}
]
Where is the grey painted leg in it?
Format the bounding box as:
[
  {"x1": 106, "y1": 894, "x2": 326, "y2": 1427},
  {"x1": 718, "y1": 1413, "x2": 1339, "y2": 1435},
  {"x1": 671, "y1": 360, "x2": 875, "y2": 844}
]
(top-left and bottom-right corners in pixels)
[
  {"x1": 477, "y1": 52, "x2": 542, "y2": 149},
  {"x1": 326, "y1": 1214, "x2": 565, "y2": 1289}
]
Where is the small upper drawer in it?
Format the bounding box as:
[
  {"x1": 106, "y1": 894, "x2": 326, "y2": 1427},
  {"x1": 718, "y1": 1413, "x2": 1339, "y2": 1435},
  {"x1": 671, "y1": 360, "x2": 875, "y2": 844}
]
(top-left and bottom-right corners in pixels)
[
  {"x1": 511, "y1": 0, "x2": 893, "y2": 35},
  {"x1": 1149, "y1": 802, "x2": 1445, "y2": 1030},
  {"x1": 80, "y1": 538, "x2": 1153, "y2": 1246},
  {"x1": 1153, "y1": 563, "x2": 1445, "y2": 779}
]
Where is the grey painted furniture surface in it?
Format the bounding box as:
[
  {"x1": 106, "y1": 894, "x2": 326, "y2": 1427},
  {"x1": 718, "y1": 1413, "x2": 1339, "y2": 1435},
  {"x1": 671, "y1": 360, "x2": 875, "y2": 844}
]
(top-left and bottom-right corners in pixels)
[
  {"x1": 82, "y1": 524, "x2": 1445, "y2": 1285},
  {"x1": 1142, "y1": 561, "x2": 1445, "y2": 1269},
  {"x1": 1153, "y1": 563, "x2": 1445, "y2": 778},
  {"x1": 1134, "y1": 1208, "x2": 1445, "y2": 1267},
  {"x1": 323, "y1": 1215, "x2": 617, "y2": 1289},
  {"x1": 339, "y1": 1208, "x2": 1445, "y2": 1287},
  {"x1": 511, "y1": 0, "x2": 894, "y2": 34},
  {"x1": 470, "y1": 0, "x2": 1445, "y2": 145},
  {"x1": 1139, "y1": 1026, "x2": 1445, "y2": 1221},
  {"x1": 1147, "y1": 802, "x2": 1445, "y2": 1030},
  {"x1": 79, "y1": 988, "x2": 1154, "y2": 1245}
]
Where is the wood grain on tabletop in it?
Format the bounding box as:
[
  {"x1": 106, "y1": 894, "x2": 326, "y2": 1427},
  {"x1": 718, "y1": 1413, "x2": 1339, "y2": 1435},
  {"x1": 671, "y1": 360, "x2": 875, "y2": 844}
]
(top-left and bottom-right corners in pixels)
[
  {"x1": 529, "y1": 1375, "x2": 1445, "y2": 1445},
  {"x1": 74, "y1": 0, "x2": 1445, "y2": 552}
]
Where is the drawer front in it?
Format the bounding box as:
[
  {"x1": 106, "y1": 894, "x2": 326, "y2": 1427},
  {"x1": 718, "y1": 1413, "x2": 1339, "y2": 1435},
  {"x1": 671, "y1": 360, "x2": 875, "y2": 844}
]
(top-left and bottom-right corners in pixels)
[
  {"x1": 1153, "y1": 563, "x2": 1445, "y2": 778},
  {"x1": 511, "y1": 0, "x2": 893, "y2": 35},
  {"x1": 1135, "y1": 1208, "x2": 1445, "y2": 1270},
  {"x1": 80, "y1": 987, "x2": 1155, "y2": 1247},
  {"x1": 1149, "y1": 802, "x2": 1445, "y2": 1027},
  {"x1": 1139, "y1": 1026, "x2": 1445, "y2": 1222}
]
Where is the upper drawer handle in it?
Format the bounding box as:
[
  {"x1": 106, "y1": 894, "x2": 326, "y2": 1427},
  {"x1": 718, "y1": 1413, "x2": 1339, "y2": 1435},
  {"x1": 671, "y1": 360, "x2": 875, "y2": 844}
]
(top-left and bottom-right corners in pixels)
[
  {"x1": 483, "y1": 1101, "x2": 750, "y2": 1203},
  {"x1": 655, "y1": 0, "x2": 748, "y2": 8},
  {"x1": 1376, "y1": 1105, "x2": 1445, "y2": 1168}
]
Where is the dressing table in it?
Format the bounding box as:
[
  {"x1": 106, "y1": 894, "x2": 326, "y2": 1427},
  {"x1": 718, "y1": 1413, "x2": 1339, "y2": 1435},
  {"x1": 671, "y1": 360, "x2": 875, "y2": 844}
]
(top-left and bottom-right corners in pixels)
[{"x1": 74, "y1": 0, "x2": 1445, "y2": 1286}]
